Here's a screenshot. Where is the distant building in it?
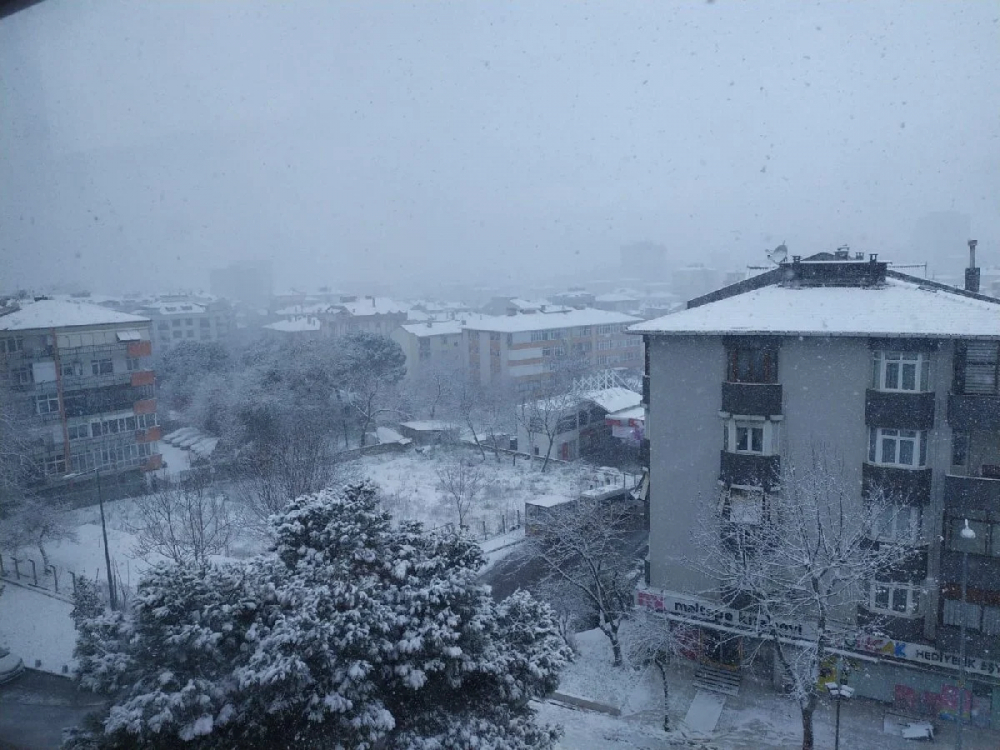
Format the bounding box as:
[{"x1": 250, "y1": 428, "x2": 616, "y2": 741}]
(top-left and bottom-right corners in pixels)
[
  {"x1": 672, "y1": 264, "x2": 722, "y2": 300},
  {"x1": 262, "y1": 317, "x2": 323, "y2": 341},
  {"x1": 620, "y1": 241, "x2": 668, "y2": 279},
  {"x1": 592, "y1": 290, "x2": 642, "y2": 314},
  {"x1": 136, "y1": 298, "x2": 234, "y2": 353},
  {"x1": 273, "y1": 296, "x2": 408, "y2": 338},
  {"x1": 464, "y1": 308, "x2": 641, "y2": 396},
  {"x1": 0, "y1": 299, "x2": 161, "y2": 494},
  {"x1": 209, "y1": 260, "x2": 273, "y2": 309},
  {"x1": 391, "y1": 320, "x2": 464, "y2": 378}
]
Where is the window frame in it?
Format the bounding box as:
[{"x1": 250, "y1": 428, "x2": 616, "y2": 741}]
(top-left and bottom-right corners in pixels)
[
  {"x1": 873, "y1": 505, "x2": 922, "y2": 544},
  {"x1": 871, "y1": 351, "x2": 931, "y2": 393},
  {"x1": 90, "y1": 358, "x2": 114, "y2": 376},
  {"x1": 868, "y1": 580, "x2": 922, "y2": 617},
  {"x1": 868, "y1": 427, "x2": 927, "y2": 469},
  {"x1": 726, "y1": 346, "x2": 778, "y2": 384},
  {"x1": 723, "y1": 417, "x2": 778, "y2": 456}
]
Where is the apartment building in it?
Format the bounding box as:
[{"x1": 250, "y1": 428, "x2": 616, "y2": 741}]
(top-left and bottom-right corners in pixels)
[
  {"x1": 632, "y1": 254, "x2": 1000, "y2": 727},
  {"x1": 390, "y1": 320, "x2": 464, "y2": 379},
  {"x1": 138, "y1": 298, "x2": 233, "y2": 353},
  {"x1": 464, "y1": 309, "x2": 641, "y2": 395},
  {"x1": 0, "y1": 299, "x2": 161, "y2": 493},
  {"x1": 273, "y1": 296, "x2": 408, "y2": 338}
]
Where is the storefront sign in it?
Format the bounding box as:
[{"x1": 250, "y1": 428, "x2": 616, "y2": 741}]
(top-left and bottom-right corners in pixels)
[
  {"x1": 852, "y1": 635, "x2": 1000, "y2": 679},
  {"x1": 637, "y1": 590, "x2": 817, "y2": 641}
]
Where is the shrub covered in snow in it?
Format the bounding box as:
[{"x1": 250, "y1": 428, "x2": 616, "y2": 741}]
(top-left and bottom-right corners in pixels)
[{"x1": 68, "y1": 481, "x2": 570, "y2": 749}]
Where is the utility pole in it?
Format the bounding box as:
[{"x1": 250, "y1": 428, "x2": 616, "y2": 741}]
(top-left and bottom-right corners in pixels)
[{"x1": 97, "y1": 469, "x2": 117, "y2": 610}]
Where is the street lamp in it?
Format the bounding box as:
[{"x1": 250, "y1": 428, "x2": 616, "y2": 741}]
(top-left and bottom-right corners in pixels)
[
  {"x1": 826, "y1": 658, "x2": 854, "y2": 750},
  {"x1": 956, "y1": 518, "x2": 976, "y2": 750},
  {"x1": 64, "y1": 468, "x2": 117, "y2": 610}
]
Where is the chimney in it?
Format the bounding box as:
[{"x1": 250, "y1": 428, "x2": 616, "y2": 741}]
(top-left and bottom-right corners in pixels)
[{"x1": 965, "y1": 239, "x2": 981, "y2": 293}]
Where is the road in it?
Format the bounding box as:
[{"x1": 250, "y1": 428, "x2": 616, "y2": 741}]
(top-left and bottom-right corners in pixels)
[
  {"x1": 481, "y1": 528, "x2": 648, "y2": 600},
  {"x1": 0, "y1": 671, "x2": 101, "y2": 750}
]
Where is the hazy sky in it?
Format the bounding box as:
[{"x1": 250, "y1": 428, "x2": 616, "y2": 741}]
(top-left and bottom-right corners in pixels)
[{"x1": 2, "y1": 0, "x2": 998, "y2": 294}]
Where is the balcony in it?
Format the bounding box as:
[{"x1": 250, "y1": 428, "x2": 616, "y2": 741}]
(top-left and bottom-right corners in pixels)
[
  {"x1": 940, "y1": 551, "x2": 1000, "y2": 592},
  {"x1": 130, "y1": 370, "x2": 155, "y2": 387},
  {"x1": 856, "y1": 606, "x2": 925, "y2": 642},
  {"x1": 133, "y1": 399, "x2": 157, "y2": 415},
  {"x1": 862, "y1": 463, "x2": 931, "y2": 505},
  {"x1": 721, "y1": 382, "x2": 782, "y2": 416},
  {"x1": 865, "y1": 390, "x2": 934, "y2": 430},
  {"x1": 719, "y1": 451, "x2": 780, "y2": 491},
  {"x1": 127, "y1": 340, "x2": 152, "y2": 358},
  {"x1": 944, "y1": 474, "x2": 1000, "y2": 514},
  {"x1": 136, "y1": 426, "x2": 162, "y2": 444},
  {"x1": 948, "y1": 393, "x2": 1000, "y2": 431},
  {"x1": 935, "y1": 625, "x2": 998, "y2": 661}
]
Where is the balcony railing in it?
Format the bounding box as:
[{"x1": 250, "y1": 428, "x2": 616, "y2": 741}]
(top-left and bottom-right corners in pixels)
[
  {"x1": 944, "y1": 474, "x2": 1000, "y2": 514},
  {"x1": 948, "y1": 393, "x2": 1000, "y2": 431},
  {"x1": 721, "y1": 382, "x2": 782, "y2": 416},
  {"x1": 719, "y1": 451, "x2": 780, "y2": 491},
  {"x1": 856, "y1": 606, "x2": 925, "y2": 643},
  {"x1": 862, "y1": 463, "x2": 931, "y2": 505},
  {"x1": 865, "y1": 389, "x2": 935, "y2": 430}
]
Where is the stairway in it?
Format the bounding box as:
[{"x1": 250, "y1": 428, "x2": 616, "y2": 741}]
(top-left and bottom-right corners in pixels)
[{"x1": 693, "y1": 663, "x2": 742, "y2": 696}]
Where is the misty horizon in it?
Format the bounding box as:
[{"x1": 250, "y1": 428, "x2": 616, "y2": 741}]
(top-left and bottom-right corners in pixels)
[{"x1": 2, "y1": 1, "x2": 998, "y2": 296}]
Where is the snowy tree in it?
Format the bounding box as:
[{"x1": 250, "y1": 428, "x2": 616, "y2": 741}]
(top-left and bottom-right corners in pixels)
[
  {"x1": 128, "y1": 475, "x2": 234, "y2": 571},
  {"x1": 514, "y1": 389, "x2": 578, "y2": 472},
  {"x1": 436, "y1": 457, "x2": 491, "y2": 529},
  {"x1": 623, "y1": 608, "x2": 681, "y2": 731},
  {"x1": 71, "y1": 576, "x2": 105, "y2": 629},
  {"x1": 156, "y1": 340, "x2": 232, "y2": 411},
  {"x1": 524, "y1": 495, "x2": 643, "y2": 666},
  {"x1": 337, "y1": 332, "x2": 406, "y2": 446},
  {"x1": 2, "y1": 496, "x2": 78, "y2": 570},
  {"x1": 71, "y1": 481, "x2": 570, "y2": 749},
  {"x1": 694, "y1": 455, "x2": 915, "y2": 750}
]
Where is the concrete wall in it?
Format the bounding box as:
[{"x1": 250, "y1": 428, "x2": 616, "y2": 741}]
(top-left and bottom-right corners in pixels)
[{"x1": 647, "y1": 334, "x2": 724, "y2": 595}]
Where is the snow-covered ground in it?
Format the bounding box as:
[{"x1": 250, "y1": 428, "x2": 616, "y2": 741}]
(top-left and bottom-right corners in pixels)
[{"x1": 0, "y1": 584, "x2": 75, "y2": 675}]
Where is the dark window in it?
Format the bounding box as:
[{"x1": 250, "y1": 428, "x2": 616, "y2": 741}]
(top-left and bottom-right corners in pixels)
[
  {"x1": 964, "y1": 342, "x2": 999, "y2": 395},
  {"x1": 952, "y1": 432, "x2": 969, "y2": 467},
  {"x1": 727, "y1": 347, "x2": 778, "y2": 383}
]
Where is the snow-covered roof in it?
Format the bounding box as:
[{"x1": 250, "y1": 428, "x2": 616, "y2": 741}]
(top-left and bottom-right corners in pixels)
[
  {"x1": 631, "y1": 278, "x2": 1000, "y2": 338},
  {"x1": 264, "y1": 318, "x2": 322, "y2": 332},
  {"x1": 399, "y1": 420, "x2": 461, "y2": 432},
  {"x1": 0, "y1": 300, "x2": 149, "y2": 331},
  {"x1": 595, "y1": 292, "x2": 641, "y2": 303},
  {"x1": 582, "y1": 387, "x2": 642, "y2": 414},
  {"x1": 152, "y1": 302, "x2": 206, "y2": 315},
  {"x1": 399, "y1": 321, "x2": 464, "y2": 337},
  {"x1": 465, "y1": 308, "x2": 639, "y2": 333},
  {"x1": 335, "y1": 297, "x2": 408, "y2": 316},
  {"x1": 275, "y1": 303, "x2": 332, "y2": 317},
  {"x1": 606, "y1": 405, "x2": 645, "y2": 423}
]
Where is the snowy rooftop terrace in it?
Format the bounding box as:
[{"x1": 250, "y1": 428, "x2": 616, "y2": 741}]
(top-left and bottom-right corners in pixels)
[
  {"x1": 0, "y1": 300, "x2": 150, "y2": 331},
  {"x1": 631, "y1": 276, "x2": 1000, "y2": 339}
]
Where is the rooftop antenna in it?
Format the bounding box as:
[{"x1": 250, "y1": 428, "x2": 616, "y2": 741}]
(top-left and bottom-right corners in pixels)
[{"x1": 766, "y1": 243, "x2": 788, "y2": 265}]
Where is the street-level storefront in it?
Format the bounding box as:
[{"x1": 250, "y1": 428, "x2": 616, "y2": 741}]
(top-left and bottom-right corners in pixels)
[{"x1": 637, "y1": 587, "x2": 1000, "y2": 729}]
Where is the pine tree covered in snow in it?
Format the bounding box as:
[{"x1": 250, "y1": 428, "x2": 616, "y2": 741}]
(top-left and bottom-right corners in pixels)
[{"x1": 69, "y1": 481, "x2": 570, "y2": 749}]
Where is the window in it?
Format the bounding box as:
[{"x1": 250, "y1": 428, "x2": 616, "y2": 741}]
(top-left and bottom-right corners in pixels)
[
  {"x1": 868, "y1": 428, "x2": 927, "y2": 468},
  {"x1": 963, "y1": 341, "x2": 999, "y2": 395},
  {"x1": 12, "y1": 366, "x2": 31, "y2": 385},
  {"x1": 556, "y1": 415, "x2": 577, "y2": 434},
  {"x1": 951, "y1": 432, "x2": 969, "y2": 467},
  {"x1": 44, "y1": 456, "x2": 66, "y2": 475},
  {"x1": 186, "y1": 330, "x2": 194, "y2": 338},
  {"x1": 158, "y1": 322, "x2": 169, "y2": 331},
  {"x1": 67, "y1": 424, "x2": 90, "y2": 440},
  {"x1": 185, "y1": 318, "x2": 194, "y2": 326},
  {"x1": 580, "y1": 326, "x2": 591, "y2": 336},
  {"x1": 172, "y1": 330, "x2": 183, "y2": 339},
  {"x1": 0, "y1": 337, "x2": 24, "y2": 354},
  {"x1": 946, "y1": 517, "x2": 989, "y2": 556},
  {"x1": 868, "y1": 581, "x2": 921, "y2": 617},
  {"x1": 727, "y1": 346, "x2": 777, "y2": 383},
  {"x1": 725, "y1": 487, "x2": 765, "y2": 525},
  {"x1": 723, "y1": 418, "x2": 778, "y2": 455},
  {"x1": 542, "y1": 346, "x2": 565, "y2": 358},
  {"x1": 597, "y1": 340, "x2": 613, "y2": 351},
  {"x1": 36, "y1": 394, "x2": 60, "y2": 414},
  {"x1": 61, "y1": 361, "x2": 82, "y2": 378},
  {"x1": 91, "y1": 358, "x2": 113, "y2": 375},
  {"x1": 125, "y1": 357, "x2": 140, "y2": 371},
  {"x1": 873, "y1": 505, "x2": 921, "y2": 544},
  {"x1": 172, "y1": 319, "x2": 181, "y2": 327},
  {"x1": 199, "y1": 318, "x2": 211, "y2": 328},
  {"x1": 942, "y1": 599, "x2": 1000, "y2": 635},
  {"x1": 871, "y1": 351, "x2": 930, "y2": 392}
]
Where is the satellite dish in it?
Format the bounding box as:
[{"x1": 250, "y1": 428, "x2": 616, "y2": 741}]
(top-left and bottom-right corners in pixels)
[{"x1": 767, "y1": 243, "x2": 788, "y2": 264}]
